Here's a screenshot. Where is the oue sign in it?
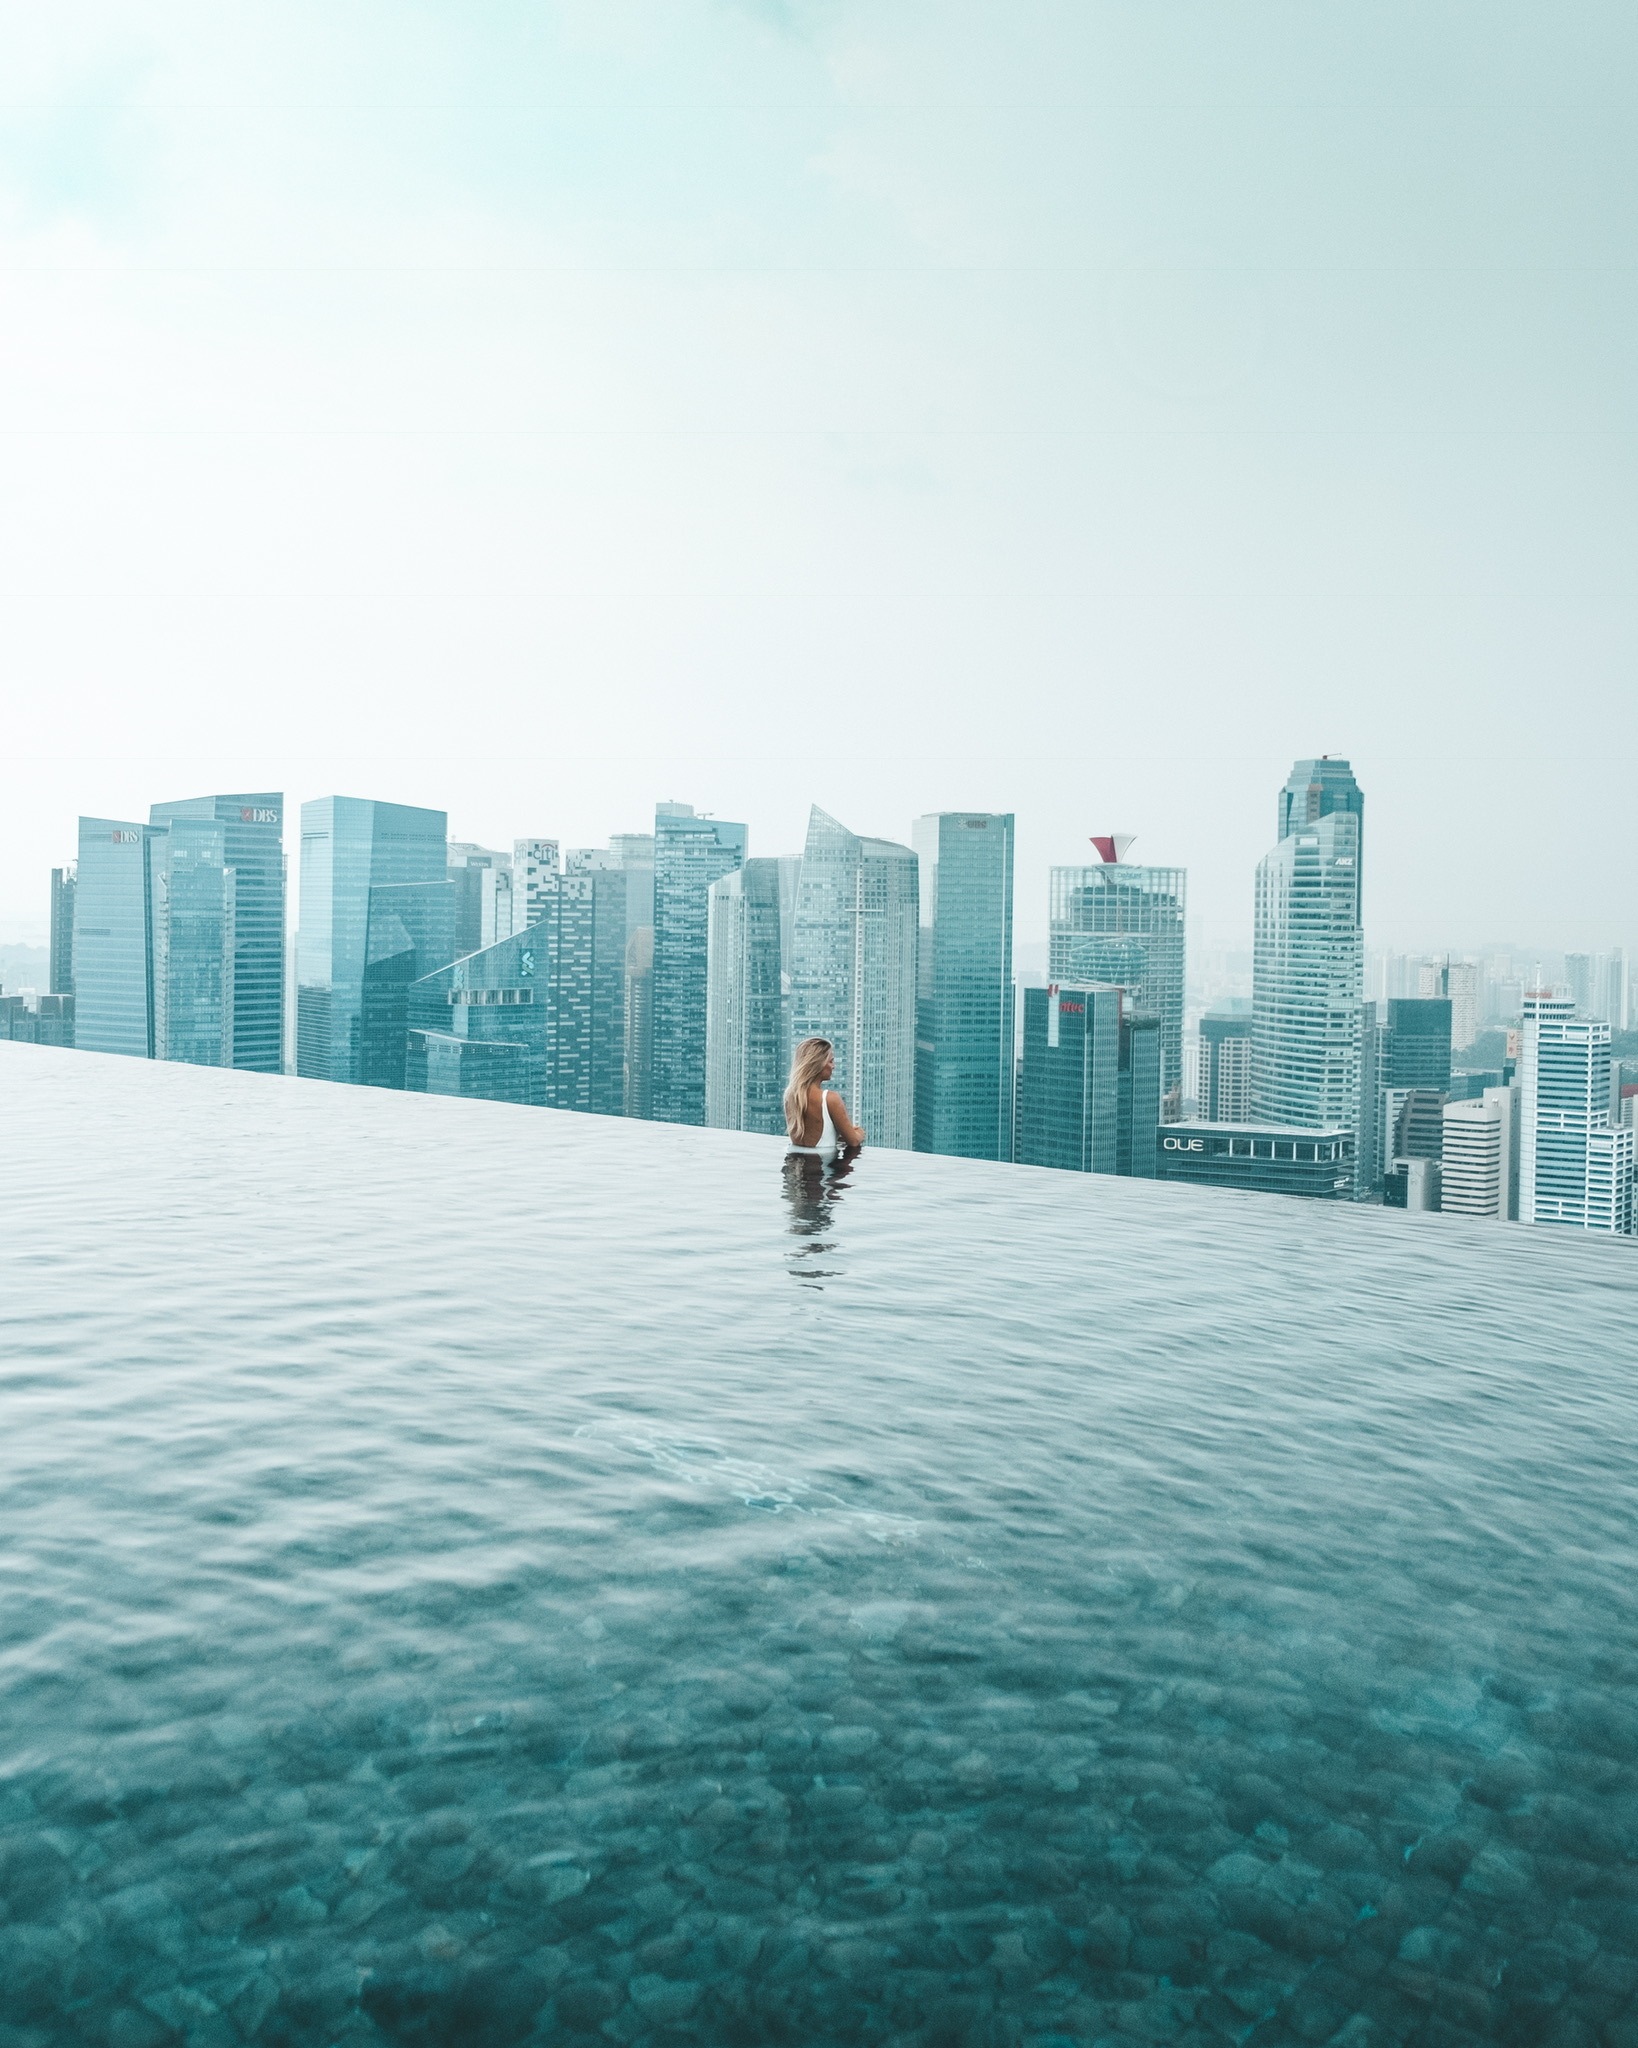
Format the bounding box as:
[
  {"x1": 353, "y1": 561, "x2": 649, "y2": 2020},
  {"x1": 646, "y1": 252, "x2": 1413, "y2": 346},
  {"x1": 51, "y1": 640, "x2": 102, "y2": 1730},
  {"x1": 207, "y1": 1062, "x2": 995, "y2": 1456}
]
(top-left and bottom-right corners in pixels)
[{"x1": 1162, "y1": 1136, "x2": 1205, "y2": 1153}]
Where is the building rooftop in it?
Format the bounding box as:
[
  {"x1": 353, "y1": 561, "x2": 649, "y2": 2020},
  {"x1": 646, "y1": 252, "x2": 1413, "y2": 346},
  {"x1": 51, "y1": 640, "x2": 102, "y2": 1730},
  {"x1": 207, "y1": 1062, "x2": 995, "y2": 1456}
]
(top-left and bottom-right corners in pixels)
[{"x1": 1, "y1": 1045, "x2": 1633, "y2": 2043}]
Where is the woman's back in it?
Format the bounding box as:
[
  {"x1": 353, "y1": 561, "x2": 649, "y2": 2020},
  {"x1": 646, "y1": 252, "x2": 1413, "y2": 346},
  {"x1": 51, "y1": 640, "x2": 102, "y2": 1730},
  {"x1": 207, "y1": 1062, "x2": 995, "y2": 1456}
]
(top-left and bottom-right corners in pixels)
[{"x1": 791, "y1": 1082, "x2": 837, "y2": 1156}]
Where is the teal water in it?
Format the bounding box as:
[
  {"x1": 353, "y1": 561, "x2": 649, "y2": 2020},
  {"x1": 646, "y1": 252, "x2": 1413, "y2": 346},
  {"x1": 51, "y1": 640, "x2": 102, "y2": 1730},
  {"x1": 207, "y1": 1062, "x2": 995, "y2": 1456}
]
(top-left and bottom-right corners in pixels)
[{"x1": 2, "y1": 1045, "x2": 1636, "y2": 2048}]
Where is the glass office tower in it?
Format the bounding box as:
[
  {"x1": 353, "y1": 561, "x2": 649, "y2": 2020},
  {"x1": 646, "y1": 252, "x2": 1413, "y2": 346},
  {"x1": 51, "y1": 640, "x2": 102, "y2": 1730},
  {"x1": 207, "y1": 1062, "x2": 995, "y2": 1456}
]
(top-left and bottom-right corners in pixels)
[
  {"x1": 72, "y1": 819, "x2": 162, "y2": 1057},
  {"x1": 790, "y1": 806, "x2": 919, "y2": 1151},
  {"x1": 149, "y1": 794, "x2": 285, "y2": 1073},
  {"x1": 1049, "y1": 844, "x2": 1185, "y2": 1110},
  {"x1": 408, "y1": 928, "x2": 552, "y2": 1106},
  {"x1": 1360, "y1": 995, "x2": 1452, "y2": 1193},
  {"x1": 651, "y1": 804, "x2": 747, "y2": 1125},
  {"x1": 297, "y1": 798, "x2": 452, "y2": 1088},
  {"x1": 1252, "y1": 759, "x2": 1365, "y2": 1146},
  {"x1": 153, "y1": 816, "x2": 236, "y2": 1067},
  {"x1": 912, "y1": 812, "x2": 1015, "y2": 1161},
  {"x1": 49, "y1": 865, "x2": 76, "y2": 996},
  {"x1": 1013, "y1": 983, "x2": 1123, "y2": 1173},
  {"x1": 706, "y1": 857, "x2": 800, "y2": 1135},
  {"x1": 1277, "y1": 757, "x2": 1364, "y2": 922}
]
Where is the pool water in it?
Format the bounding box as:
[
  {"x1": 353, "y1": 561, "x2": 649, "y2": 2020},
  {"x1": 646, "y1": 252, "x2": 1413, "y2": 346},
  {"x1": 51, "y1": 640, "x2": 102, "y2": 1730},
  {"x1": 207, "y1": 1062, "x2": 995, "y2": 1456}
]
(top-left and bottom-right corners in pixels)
[{"x1": 2, "y1": 1044, "x2": 1636, "y2": 2048}]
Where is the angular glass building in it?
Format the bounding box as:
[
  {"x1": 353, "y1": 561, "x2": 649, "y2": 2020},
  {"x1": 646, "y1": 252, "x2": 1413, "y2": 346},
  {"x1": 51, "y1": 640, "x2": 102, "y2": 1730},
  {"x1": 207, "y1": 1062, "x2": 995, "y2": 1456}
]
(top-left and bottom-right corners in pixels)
[
  {"x1": 790, "y1": 807, "x2": 918, "y2": 1151},
  {"x1": 1049, "y1": 842, "x2": 1185, "y2": 1110},
  {"x1": 1359, "y1": 995, "x2": 1453, "y2": 1194},
  {"x1": 912, "y1": 812, "x2": 1014, "y2": 1161},
  {"x1": 150, "y1": 794, "x2": 286, "y2": 1074},
  {"x1": 651, "y1": 804, "x2": 747, "y2": 1126},
  {"x1": 296, "y1": 798, "x2": 453, "y2": 1089},
  {"x1": 1252, "y1": 760, "x2": 1365, "y2": 1150},
  {"x1": 705, "y1": 857, "x2": 800, "y2": 1135},
  {"x1": 407, "y1": 927, "x2": 551, "y2": 1107},
  {"x1": 406, "y1": 872, "x2": 629, "y2": 1118}
]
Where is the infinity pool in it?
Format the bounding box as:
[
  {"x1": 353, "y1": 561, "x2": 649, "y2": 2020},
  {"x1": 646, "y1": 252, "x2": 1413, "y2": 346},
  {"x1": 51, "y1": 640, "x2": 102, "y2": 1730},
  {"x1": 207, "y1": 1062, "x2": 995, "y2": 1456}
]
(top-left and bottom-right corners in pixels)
[{"x1": 2, "y1": 1045, "x2": 1635, "y2": 2047}]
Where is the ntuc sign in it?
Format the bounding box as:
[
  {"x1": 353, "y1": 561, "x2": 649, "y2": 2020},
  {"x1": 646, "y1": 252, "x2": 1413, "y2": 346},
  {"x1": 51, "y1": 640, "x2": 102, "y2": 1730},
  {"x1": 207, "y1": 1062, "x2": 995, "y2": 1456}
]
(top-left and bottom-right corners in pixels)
[
  {"x1": 241, "y1": 807, "x2": 280, "y2": 825},
  {"x1": 1162, "y1": 1136, "x2": 1205, "y2": 1153}
]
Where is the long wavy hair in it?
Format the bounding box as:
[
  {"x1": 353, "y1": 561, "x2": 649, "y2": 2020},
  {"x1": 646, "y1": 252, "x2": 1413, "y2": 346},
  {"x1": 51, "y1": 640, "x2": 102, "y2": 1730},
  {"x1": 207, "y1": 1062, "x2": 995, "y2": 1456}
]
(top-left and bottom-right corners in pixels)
[{"x1": 783, "y1": 1037, "x2": 834, "y2": 1143}]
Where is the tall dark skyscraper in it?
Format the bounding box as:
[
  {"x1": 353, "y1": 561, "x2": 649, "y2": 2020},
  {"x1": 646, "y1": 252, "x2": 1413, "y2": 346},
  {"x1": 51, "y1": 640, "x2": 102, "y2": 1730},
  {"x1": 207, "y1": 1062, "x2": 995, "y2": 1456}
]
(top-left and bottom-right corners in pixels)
[
  {"x1": 912, "y1": 812, "x2": 1015, "y2": 1161},
  {"x1": 49, "y1": 865, "x2": 76, "y2": 997},
  {"x1": 297, "y1": 797, "x2": 453, "y2": 1088},
  {"x1": 651, "y1": 803, "x2": 746, "y2": 1125},
  {"x1": 150, "y1": 794, "x2": 286, "y2": 1073},
  {"x1": 1014, "y1": 983, "x2": 1122, "y2": 1173}
]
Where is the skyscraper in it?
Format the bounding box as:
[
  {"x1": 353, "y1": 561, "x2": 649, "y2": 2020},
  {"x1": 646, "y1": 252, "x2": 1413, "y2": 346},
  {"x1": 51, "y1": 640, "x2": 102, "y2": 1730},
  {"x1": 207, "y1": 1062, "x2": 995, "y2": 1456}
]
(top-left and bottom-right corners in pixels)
[
  {"x1": 49, "y1": 865, "x2": 75, "y2": 996},
  {"x1": 512, "y1": 839, "x2": 562, "y2": 935},
  {"x1": 73, "y1": 819, "x2": 164, "y2": 1058},
  {"x1": 1361, "y1": 995, "x2": 1453, "y2": 1193},
  {"x1": 1014, "y1": 983, "x2": 1122, "y2": 1173},
  {"x1": 1564, "y1": 954, "x2": 1595, "y2": 1017},
  {"x1": 407, "y1": 927, "x2": 551, "y2": 1107},
  {"x1": 912, "y1": 812, "x2": 1015, "y2": 1161},
  {"x1": 296, "y1": 798, "x2": 452, "y2": 1088},
  {"x1": 153, "y1": 814, "x2": 237, "y2": 1067},
  {"x1": 1049, "y1": 838, "x2": 1185, "y2": 1109},
  {"x1": 1198, "y1": 1010, "x2": 1253, "y2": 1120},
  {"x1": 1518, "y1": 991, "x2": 1634, "y2": 1234},
  {"x1": 1441, "y1": 1086, "x2": 1519, "y2": 1220},
  {"x1": 706, "y1": 857, "x2": 800, "y2": 1134},
  {"x1": 1252, "y1": 758, "x2": 1365, "y2": 1152},
  {"x1": 1276, "y1": 758, "x2": 1365, "y2": 921},
  {"x1": 570, "y1": 833, "x2": 656, "y2": 1119},
  {"x1": 1418, "y1": 958, "x2": 1481, "y2": 1051},
  {"x1": 651, "y1": 804, "x2": 747, "y2": 1126},
  {"x1": 1602, "y1": 949, "x2": 1629, "y2": 1032},
  {"x1": 447, "y1": 843, "x2": 512, "y2": 960},
  {"x1": 540, "y1": 866, "x2": 629, "y2": 1117},
  {"x1": 790, "y1": 806, "x2": 919, "y2": 1150},
  {"x1": 150, "y1": 794, "x2": 286, "y2": 1073}
]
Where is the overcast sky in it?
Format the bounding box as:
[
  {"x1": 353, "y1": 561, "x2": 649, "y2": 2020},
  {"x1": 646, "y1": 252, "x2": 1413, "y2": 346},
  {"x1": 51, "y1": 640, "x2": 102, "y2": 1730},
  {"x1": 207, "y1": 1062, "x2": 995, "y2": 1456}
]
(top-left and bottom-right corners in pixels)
[{"x1": 2, "y1": 2, "x2": 1634, "y2": 954}]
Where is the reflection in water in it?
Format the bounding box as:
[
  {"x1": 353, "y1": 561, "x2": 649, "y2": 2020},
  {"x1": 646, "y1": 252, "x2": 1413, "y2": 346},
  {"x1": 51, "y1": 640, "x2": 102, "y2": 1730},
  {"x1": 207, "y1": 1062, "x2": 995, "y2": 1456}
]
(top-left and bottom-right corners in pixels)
[{"x1": 781, "y1": 1148, "x2": 855, "y2": 1284}]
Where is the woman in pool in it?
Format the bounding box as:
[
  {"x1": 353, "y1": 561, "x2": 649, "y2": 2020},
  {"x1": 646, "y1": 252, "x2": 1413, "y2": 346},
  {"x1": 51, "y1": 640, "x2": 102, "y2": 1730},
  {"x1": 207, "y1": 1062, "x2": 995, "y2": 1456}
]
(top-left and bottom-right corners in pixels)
[{"x1": 784, "y1": 1036, "x2": 865, "y2": 1157}]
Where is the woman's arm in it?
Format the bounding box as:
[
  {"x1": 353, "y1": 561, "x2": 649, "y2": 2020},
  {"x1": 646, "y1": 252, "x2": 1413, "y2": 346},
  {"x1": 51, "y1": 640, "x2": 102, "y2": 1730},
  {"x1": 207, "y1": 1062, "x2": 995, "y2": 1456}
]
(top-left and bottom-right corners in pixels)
[{"x1": 827, "y1": 1090, "x2": 865, "y2": 1149}]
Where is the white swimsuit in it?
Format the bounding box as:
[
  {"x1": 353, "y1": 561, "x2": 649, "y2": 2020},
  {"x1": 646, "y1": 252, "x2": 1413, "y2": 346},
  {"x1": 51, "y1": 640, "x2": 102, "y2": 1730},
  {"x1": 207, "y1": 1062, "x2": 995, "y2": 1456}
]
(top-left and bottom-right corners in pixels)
[{"x1": 790, "y1": 1091, "x2": 840, "y2": 1159}]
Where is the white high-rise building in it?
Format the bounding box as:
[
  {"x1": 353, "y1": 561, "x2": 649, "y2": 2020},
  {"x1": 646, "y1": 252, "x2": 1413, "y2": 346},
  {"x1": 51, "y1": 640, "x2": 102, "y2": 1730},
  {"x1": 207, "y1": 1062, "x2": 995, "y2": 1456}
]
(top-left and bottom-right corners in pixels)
[
  {"x1": 1519, "y1": 992, "x2": 1633, "y2": 1234},
  {"x1": 790, "y1": 806, "x2": 919, "y2": 1150},
  {"x1": 1441, "y1": 1085, "x2": 1519, "y2": 1221}
]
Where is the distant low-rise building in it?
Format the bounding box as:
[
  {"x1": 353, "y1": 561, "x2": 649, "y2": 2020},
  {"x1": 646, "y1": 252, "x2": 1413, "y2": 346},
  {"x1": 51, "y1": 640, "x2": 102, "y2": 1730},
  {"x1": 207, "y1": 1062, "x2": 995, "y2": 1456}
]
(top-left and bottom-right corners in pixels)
[{"x1": 1157, "y1": 1122, "x2": 1355, "y2": 1200}]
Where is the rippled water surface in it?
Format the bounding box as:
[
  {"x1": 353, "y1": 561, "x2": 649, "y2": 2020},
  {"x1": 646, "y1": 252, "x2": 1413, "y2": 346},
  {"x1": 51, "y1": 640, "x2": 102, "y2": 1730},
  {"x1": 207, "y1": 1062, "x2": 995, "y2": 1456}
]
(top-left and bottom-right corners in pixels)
[{"x1": 3, "y1": 1045, "x2": 1637, "y2": 2048}]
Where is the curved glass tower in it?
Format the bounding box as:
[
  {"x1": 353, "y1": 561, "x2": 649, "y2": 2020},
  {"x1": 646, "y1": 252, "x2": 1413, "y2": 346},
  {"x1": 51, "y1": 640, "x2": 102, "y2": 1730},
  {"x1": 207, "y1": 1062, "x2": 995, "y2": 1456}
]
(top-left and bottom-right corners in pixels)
[{"x1": 1252, "y1": 758, "x2": 1365, "y2": 1146}]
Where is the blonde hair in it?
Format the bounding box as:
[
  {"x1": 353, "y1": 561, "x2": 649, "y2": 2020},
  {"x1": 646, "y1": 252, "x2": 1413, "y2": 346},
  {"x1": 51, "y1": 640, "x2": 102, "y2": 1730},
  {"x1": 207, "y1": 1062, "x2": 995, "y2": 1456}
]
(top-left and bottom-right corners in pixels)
[{"x1": 783, "y1": 1037, "x2": 834, "y2": 1143}]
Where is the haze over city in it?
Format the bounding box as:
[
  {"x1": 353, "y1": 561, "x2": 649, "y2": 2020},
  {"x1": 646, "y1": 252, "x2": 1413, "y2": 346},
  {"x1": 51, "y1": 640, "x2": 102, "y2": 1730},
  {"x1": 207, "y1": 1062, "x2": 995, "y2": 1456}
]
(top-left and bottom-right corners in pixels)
[{"x1": 4, "y1": 2, "x2": 1636, "y2": 956}]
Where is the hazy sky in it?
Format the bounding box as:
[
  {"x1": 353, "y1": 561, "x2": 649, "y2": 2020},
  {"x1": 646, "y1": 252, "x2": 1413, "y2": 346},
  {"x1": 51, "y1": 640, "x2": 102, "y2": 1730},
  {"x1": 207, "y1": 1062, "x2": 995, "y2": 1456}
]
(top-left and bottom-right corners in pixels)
[{"x1": 3, "y1": 2, "x2": 1634, "y2": 953}]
